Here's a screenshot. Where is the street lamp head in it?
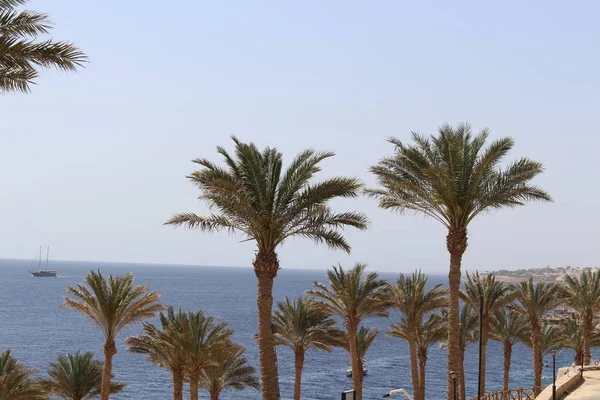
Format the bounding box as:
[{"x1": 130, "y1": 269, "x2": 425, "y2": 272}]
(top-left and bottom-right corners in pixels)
[
  {"x1": 551, "y1": 350, "x2": 557, "y2": 356},
  {"x1": 449, "y1": 371, "x2": 458, "y2": 380}
]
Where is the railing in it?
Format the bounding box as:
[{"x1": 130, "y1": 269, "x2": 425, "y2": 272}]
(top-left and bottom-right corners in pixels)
[{"x1": 469, "y1": 387, "x2": 536, "y2": 400}]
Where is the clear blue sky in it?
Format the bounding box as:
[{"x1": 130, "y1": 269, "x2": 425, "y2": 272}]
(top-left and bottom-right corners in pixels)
[{"x1": 1, "y1": 1, "x2": 598, "y2": 273}]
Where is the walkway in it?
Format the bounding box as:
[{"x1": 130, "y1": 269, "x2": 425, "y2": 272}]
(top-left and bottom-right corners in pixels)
[{"x1": 564, "y1": 370, "x2": 600, "y2": 399}]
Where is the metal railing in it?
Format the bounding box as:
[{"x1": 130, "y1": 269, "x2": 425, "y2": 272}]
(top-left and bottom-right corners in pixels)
[{"x1": 469, "y1": 387, "x2": 535, "y2": 400}]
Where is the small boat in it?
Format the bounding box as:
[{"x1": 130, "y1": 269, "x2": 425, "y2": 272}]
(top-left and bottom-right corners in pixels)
[
  {"x1": 30, "y1": 246, "x2": 57, "y2": 277},
  {"x1": 346, "y1": 365, "x2": 368, "y2": 377}
]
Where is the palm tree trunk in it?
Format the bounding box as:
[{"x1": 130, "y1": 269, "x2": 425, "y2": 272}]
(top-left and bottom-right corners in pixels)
[
  {"x1": 254, "y1": 250, "x2": 280, "y2": 400},
  {"x1": 190, "y1": 372, "x2": 200, "y2": 400},
  {"x1": 101, "y1": 340, "x2": 117, "y2": 400},
  {"x1": 348, "y1": 326, "x2": 363, "y2": 400},
  {"x1": 479, "y1": 324, "x2": 488, "y2": 396},
  {"x1": 409, "y1": 339, "x2": 420, "y2": 400},
  {"x1": 172, "y1": 368, "x2": 184, "y2": 400},
  {"x1": 584, "y1": 316, "x2": 592, "y2": 365},
  {"x1": 446, "y1": 228, "x2": 467, "y2": 400},
  {"x1": 458, "y1": 348, "x2": 466, "y2": 400},
  {"x1": 210, "y1": 388, "x2": 220, "y2": 400},
  {"x1": 532, "y1": 326, "x2": 542, "y2": 396},
  {"x1": 418, "y1": 348, "x2": 427, "y2": 400},
  {"x1": 503, "y1": 341, "x2": 512, "y2": 398},
  {"x1": 294, "y1": 351, "x2": 304, "y2": 400}
]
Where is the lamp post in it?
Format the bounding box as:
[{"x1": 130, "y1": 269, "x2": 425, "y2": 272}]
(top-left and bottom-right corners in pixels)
[
  {"x1": 449, "y1": 371, "x2": 458, "y2": 400},
  {"x1": 551, "y1": 350, "x2": 557, "y2": 400}
]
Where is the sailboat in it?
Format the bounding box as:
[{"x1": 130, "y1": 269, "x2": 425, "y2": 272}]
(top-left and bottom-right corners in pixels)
[{"x1": 30, "y1": 246, "x2": 57, "y2": 277}]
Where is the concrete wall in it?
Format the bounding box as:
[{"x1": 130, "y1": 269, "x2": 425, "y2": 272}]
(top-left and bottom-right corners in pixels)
[{"x1": 536, "y1": 369, "x2": 582, "y2": 400}]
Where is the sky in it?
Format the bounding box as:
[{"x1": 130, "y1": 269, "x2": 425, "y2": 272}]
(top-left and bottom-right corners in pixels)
[{"x1": 1, "y1": 1, "x2": 599, "y2": 274}]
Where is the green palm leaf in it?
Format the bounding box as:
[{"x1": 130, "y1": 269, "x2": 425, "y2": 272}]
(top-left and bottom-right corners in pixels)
[
  {"x1": 199, "y1": 344, "x2": 259, "y2": 399},
  {"x1": 41, "y1": 351, "x2": 125, "y2": 400},
  {"x1": 0, "y1": 0, "x2": 87, "y2": 93},
  {"x1": 0, "y1": 350, "x2": 48, "y2": 400}
]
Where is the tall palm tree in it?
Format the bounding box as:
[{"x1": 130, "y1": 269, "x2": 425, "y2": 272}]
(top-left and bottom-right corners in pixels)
[
  {"x1": 165, "y1": 138, "x2": 368, "y2": 400},
  {"x1": 63, "y1": 270, "x2": 164, "y2": 400},
  {"x1": 415, "y1": 314, "x2": 446, "y2": 400},
  {"x1": 564, "y1": 269, "x2": 600, "y2": 364},
  {"x1": 200, "y1": 344, "x2": 259, "y2": 400},
  {"x1": 308, "y1": 264, "x2": 391, "y2": 400},
  {"x1": 460, "y1": 272, "x2": 514, "y2": 394},
  {"x1": 490, "y1": 308, "x2": 529, "y2": 395},
  {"x1": 272, "y1": 296, "x2": 344, "y2": 400},
  {"x1": 41, "y1": 351, "x2": 125, "y2": 400},
  {"x1": 367, "y1": 123, "x2": 551, "y2": 398},
  {"x1": 126, "y1": 307, "x2": 188, "y2": 400},
  {"x1": 177, "y1": 311, "x2": 233, "y2": 400},
  {"x1": 0, "y1": 0, "x2": 87, "y2": 93},
  {"x1": 512, "y1": 279, "x2": 563, "y2": 395},
  {"x1": 387, "y1": 270, "x2": 447, "y2": 400},
  {"x1": 0, "y1": 350, "x2": 47, "y2": 400}
]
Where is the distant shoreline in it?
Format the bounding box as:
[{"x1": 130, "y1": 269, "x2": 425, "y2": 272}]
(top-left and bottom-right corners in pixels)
[{"x1": 484, "y1": 266, "x2": 598, "y2": 284}]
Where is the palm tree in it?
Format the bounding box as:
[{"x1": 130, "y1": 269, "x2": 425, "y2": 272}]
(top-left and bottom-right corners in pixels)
[
  {"x1": 0, "y1": 0, "x2": 87, "y2": 93},
  {"x1": 126, "y1": 307, "x2": 188, "y2": 400},
  {"x1": 387, "y1": 270, "x2": 447, "y2": 400},
  {"x1": 63, "y1": 270, "x2": 164, "y2": 400},
  {"x1": 181, "y1": 310, "x2": 233, "y2": 400},
  {"x1": 41, "y1": 351, "x2": 125, "y2": 400},
  {"x1": 165, "y1": 138, "x2": 368, "y2": 400},
  {"x1": 342, "y1": 326, "x2": 379, "y2": 379},
  {"x1": 367, "y1": 123, "x2": 551, "y2": 398},
  {"x1": 512, "y1": 279, "x2": 563, "y2": 395},
  {"x1": 415, "y1": 314, "x2": 446, "y2": 400},
  {"x1": 560, "y1": 316, "x2": 585, "y2": 365},
  {"x1": 272, "y1": 296, "x2": 344, "y2": 400},
  {"x1": 441, "y1": 305, "x2": 479, "y2": 400},
  {"x1": 538, "y1": 323, "x2": 565, "y2": 358},
  {"x1": 559, "y1": 315, "x2": 600, "y2": 365},
  {"x1": 308, "y1": 264, "x2": 391, "y2": 400},
  {"x1": 490, "y1": 308, "x2": 529, "y2": 395},
  {"x1": 200, "y1": 344, "x2": 259, "y2": 400},
  {"x1": 460, "y1": 272, "x2": 514, "y2": 394},
  {"x1": 564, "y1": 269, "x2": 600, "y2": 364},
  {"x1": 0, "y1": 350, "x2": 47, "y2": 400}
]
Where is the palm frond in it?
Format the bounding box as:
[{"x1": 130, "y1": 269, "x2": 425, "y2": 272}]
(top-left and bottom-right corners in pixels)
[
  {"x1": 167, "y1": 137, "x2": 366, "y2": 258},
  {"x1": 63, "y1": 270, "x2": 164, "y2": 341},
  {"x1": 309, "y1": 263, "x2": 392, "y2": 329},
  {"x1": 272, "y1": 296, "x2": 344, "y2": 354},
  {"x1": 0, "y1": 10, "x2": 50, "y2": 37},
  {"x1": 368, "y1": 123, "x2": 551, "y2": 230},
  {"x1": 199, "y1": 345, "x2": 259, "y2": 397},
  {"x1": 341, "y1": 326, "x2": 379, "y2": 360},
  {"x1": 41, "y1": 350, "x2": 125, "y2": 400},
  {"x1": 0, "y1": 0, "x2": 26, "y2": 10},
  {"x1": 0, "y1": 350, "x2": 47, "y2": 399},
  {"x1": 0, "y1": 0, "x2": 86, "y2": 93}
]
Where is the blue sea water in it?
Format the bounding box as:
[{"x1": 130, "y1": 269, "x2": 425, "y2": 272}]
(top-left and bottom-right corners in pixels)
[{"x1": 0, "y1": 259, "x2": 585, "y2": 399}]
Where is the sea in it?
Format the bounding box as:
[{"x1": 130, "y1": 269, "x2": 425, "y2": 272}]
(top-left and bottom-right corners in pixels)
[{"x1": 0, "y1": 259, "x2": 585, "y2": 400}]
